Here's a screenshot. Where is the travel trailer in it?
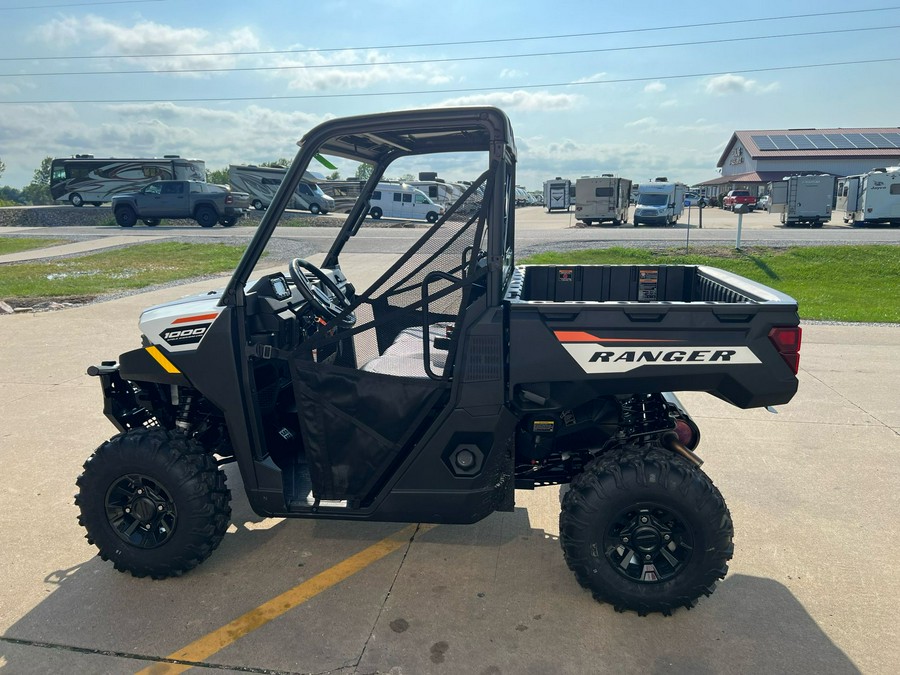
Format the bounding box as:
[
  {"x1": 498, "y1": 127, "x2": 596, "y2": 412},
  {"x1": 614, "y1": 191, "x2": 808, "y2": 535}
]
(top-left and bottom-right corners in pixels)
[
  {"x1": 543, "y1": 178, "x2": 572, "y2": 212},
  {"x1": 839, "y1": 167, "x2": 900, "y2": 227},
  {"x1": 767, "y1": 174, "x2": 835, "y2": 227},
  {"x1": 632, "y1": 179, "x2": 688, "y2": 226},
  {"x1": 368, "y1": 183, "x2": 444, "y2": 222},
  {"x1": 50, "y1": 155, "x2": 206, "y2": 206},
  {"x1": 574, "y1": 175, "x2": 633, "y2": 226},
  {"x1": 228, "y1": 165, "x2": 334, "y2": 214}
]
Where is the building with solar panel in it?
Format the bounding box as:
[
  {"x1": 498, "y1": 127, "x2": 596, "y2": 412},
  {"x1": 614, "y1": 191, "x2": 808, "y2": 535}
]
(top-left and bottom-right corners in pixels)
[{"x1": 698, "y1": 128, "x2": 900, "y2": 201}]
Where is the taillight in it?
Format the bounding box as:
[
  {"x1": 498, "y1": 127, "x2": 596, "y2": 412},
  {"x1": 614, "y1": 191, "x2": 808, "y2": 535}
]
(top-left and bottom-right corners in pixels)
[
  {"x1": 225, "y1": 194, "x2": 233, "y2": 204},
  {"x1": 769, "y1": 326, "x2": 802, "y2": 374}
]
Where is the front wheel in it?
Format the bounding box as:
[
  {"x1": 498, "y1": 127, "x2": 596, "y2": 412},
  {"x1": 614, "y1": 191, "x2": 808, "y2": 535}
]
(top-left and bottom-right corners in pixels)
[
  {"x1": 70, "y1": 193, "x2": 84, "y2": 207},
  {"x1": 252, "y1": 199, "x2": 265, "y2": 210},
  {"x1": 560, "y1": 446, "x2": 733, "y2": 616},
  {"x1": 426, "y1": 211, "x2": 439, "y2": 223},
  {"x1": 370, "y1": 207, "x2": 383, "y2": 220},
  {"x1": 75, "y1": 428, "x2": 231, "y2": 579},
  {"x1": 309, "y1": 203, "x2": 321, "y2": 215}
]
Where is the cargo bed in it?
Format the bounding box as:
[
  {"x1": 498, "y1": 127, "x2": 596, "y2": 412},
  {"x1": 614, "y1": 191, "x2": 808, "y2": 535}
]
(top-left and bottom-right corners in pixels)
[{"x1": 504, "y1": 265, "x2": 800, "y2": 408}]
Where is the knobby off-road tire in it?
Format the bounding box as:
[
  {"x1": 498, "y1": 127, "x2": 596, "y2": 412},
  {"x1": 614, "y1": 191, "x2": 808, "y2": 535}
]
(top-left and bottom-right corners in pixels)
[
  {"x1": 559, "y1": 445, "x2": 733, "y2": 616},
  {"x1": 75, "y1": 428, "x2": 231, "y2": 579}
]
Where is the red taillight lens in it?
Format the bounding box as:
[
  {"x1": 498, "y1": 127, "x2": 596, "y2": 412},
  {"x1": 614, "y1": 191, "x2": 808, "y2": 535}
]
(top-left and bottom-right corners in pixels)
[{"x1": 769, "y1": 326, "x2": 802, "y2": 374}]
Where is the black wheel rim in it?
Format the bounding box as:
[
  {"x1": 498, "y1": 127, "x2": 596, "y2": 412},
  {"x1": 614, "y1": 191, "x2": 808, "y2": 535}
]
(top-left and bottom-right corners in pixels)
[
  {"x1": 603, "y1": 503, "x2": 694, "y2": 583},
  {"x1": 105, "y1": 473, "x2": 177, "y2": 549}
]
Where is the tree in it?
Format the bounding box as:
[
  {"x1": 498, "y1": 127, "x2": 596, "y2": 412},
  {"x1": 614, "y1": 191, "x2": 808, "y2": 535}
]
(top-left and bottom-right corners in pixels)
[
  {"x1": 261, "y1": 158, "x2": 291, "y2": 168},
  {"x1": 326, "y1": 170, "x2": 341, "y2": 180},
  {"x1": 354, "y1": 163, "x2": 374, "y2": 181},
  {"x1": 206, "y1": 167, "x2": 229, "y2": 185},
  {"x1": 22, "y1": 156, "x2": 53, "y2": 205}
]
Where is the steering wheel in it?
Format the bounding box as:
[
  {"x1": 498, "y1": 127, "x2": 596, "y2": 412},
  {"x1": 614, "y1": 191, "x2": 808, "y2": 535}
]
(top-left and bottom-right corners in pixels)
[{"x1": 288, "y1": 258, "x2": 356, "y2": 328}]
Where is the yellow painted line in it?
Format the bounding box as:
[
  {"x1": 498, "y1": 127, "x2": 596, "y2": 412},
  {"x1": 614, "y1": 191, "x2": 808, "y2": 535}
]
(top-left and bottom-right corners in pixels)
[
  {"x1": 136, "y1": 523, "x2": 434, "y2": 675},
  {"x1": 145, "y1": 346, "x2": 181, "y2": 374}
]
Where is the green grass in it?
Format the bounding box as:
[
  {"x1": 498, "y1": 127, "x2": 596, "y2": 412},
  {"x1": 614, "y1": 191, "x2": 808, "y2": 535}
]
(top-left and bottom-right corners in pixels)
[
  {"x1": 520, "y1": 245, "x2": 900, "y2": 323},
  {"x1": 0, "y1": 236, "x2": 66, "y2": 255},
  {"x1": 0, "y1": 241, "x2": 246, "y2": 300}
]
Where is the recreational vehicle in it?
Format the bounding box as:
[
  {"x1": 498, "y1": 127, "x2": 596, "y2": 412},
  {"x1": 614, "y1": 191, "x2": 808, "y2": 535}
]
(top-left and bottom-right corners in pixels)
[
  {"x1": 632, "y1": 180, "x2": 688, "y2": 226},
  {"x1": 574, "y1": 175, "x2": 633, "y2": 226},
  {"x1": 543, "y1": 178, "x2": 572, "y2": 212},
  {"x1": 228, "y1": 165, "x2": 334, "y2": 214},
  {"x1": 50, "y1": 155, "x2": 206, "y2": 206},
  {"x1": 840, "y1": 167, "x2": 900, "y2": 227},
  {"x1": 406, "y1": 180, "x2": 465, "y2": 208},
  {"x1": 368, "y1": 183, "x2": 444, "y2": 222},
  {"x1": 767, "y1": 174, "x2": 835, "y2": 227}
]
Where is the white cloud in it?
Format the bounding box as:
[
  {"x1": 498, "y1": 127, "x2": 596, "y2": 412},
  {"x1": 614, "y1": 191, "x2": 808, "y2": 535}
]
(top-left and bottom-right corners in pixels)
[
  {"x1": 32, "y1": 15, "x2": 261, "y2": 75},
  {"x1": 704, "y1": 74, "x2": 779, "y2": 96},
  {"x1": 643, "y1": 81, "x2": 666, "y2": 94},
  {"x1": 500, "y1": 68, "x2": 526, "y2": 79},
  {"x1": 625, "y1": 117, "x2": 657, "y2": 128},
  {"x1": 436, "y1": 90, "x2": 580, "y2": 111},
  {"x1": 572, "y1": 72, "x2": 607, "y2": 84}
]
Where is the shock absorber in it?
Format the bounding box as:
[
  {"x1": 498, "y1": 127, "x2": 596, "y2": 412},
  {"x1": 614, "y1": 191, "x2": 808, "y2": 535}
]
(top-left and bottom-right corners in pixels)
[{"x1": 175, "y1": 391, "x2": 194, "y2": 432}]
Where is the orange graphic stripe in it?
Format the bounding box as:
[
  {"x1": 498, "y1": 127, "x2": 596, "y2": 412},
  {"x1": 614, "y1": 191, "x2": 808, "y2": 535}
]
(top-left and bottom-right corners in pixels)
[
  {"x1": 553, "y1": 331, "x2": 679, "y2": 343},
  {"x1": 172, "y1": 312, "x2": 220, "y2": 324}
]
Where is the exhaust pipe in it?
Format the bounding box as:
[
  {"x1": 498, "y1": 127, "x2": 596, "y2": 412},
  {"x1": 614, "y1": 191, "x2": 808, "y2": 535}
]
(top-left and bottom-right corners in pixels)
[{"x1": 662, "y1": 431, "x2": 703, "y2": 467}]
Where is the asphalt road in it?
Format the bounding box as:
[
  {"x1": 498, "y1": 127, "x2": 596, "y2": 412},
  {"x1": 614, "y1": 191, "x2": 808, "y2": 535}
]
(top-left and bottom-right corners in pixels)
[{"x1": 0, "y1": 213, "x2": 898, "y2": 674}]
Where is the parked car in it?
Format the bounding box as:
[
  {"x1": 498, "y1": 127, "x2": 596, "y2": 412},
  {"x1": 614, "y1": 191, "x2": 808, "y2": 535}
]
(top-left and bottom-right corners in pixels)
[
  {"x1": 684, "y1": 192, "x2": 706, "y2": 207},
  {"x1": 722, "y1": 190, "x2": 757, "y2": 212},
  {"x1": 758, "y1": 194, "x2": 770, "y2": 211}
]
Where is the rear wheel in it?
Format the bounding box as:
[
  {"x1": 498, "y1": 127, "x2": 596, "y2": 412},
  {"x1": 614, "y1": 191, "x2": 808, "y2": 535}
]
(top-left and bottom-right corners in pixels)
[
  {"x1": 70, "y1": 193, "x2": 84, "y2": 207},
  {"x1": 560, "y1": 445, "x2": 733, "y2": 616},
  {"x1": 195, "y1": 205, "x2": 217, "y2": 228},
  {"x1": 370, "y1": 207, "x2": 383, "y2": 220},
  {"x1": 75, "y1": 428, "x2": 231, "y2": 579},
  {"x1": 115, "y1": 206, "x2": 137, "y2": 228}
]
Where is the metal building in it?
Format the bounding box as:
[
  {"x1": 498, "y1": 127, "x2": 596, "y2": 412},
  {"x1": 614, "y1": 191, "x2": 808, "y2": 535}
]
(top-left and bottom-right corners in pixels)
[{"x1": 697, "y1": 128, "x2": 900, "y2": 199}]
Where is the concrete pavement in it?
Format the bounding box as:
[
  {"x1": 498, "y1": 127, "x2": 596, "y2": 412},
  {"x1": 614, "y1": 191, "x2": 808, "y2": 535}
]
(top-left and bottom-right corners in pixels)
[{"x1": 0, "y1": 256, "x2": 897, "y2": 674}]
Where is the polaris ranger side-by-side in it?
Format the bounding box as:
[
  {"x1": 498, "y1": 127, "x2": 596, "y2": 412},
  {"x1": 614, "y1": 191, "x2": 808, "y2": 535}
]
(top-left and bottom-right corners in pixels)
[{"x1": 77, "y1": 108, "x2": 802, "y2": 615}]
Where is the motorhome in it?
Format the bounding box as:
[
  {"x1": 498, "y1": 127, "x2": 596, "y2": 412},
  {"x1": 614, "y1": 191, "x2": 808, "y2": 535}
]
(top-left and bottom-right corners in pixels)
[
  {"x1": 406, "y1": 179, "x2": 465, "y2": 208},
  {"x1": 50, "y1": 155, "x2": 206, "y2": 207},
  {"x1": 228, "y1": 165, "x2": 334, "y2": 214},
  {"x1": 632, "y1": 179, "x2": 688, "y2": 226},
  {"x1": 574, "y1": 175, "x2": 633, "y2": 226},
  {"x1": 767, "y1": 174, "x2": 835, "y2": 227},
  {"x1": 543, "y1": 178, "x2": 572, "y2": 212},
  {"x1": 839, "y1": 167, "x2": 900, "y2": 227},
  {"x1": 368, "y1": 183, "x2": 445, "y2": 222}
]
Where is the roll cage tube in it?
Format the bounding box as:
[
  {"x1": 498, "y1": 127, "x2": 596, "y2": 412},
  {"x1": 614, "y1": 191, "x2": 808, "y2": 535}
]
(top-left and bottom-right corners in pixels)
[{"x1": 220, "y1": 107, "x2": 517, "y2": 308}]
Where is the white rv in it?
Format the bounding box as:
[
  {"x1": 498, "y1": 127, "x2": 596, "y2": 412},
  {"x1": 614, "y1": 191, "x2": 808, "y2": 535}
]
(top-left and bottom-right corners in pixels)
[
  {"x1": 228, "y1": 164, "x2": 334, "y2": 214},
  {"x1": 840, "y1": 166, "x2": 900, "y2": 227},
  {"x1": 574, "y1": 175, "x2": 633, "y2": 226},
  {"x1": 368, "y1": 183, "x2": 444, "y2": 223},
  {"x1": 767, "y1": 175, "x2": 835, "y2": 227},
  {"x1": 406, "y1": 180, "x2": 465, "y2": 208},
  {"x1": 632, "y1": 179, "x2": 688, "y2": 226},
  {"x1": 543, "y1": 178, "x2": 572, "y2": 212},
  {"x1": 50, "y1": 155, "x2": 206, "y2": 206}
]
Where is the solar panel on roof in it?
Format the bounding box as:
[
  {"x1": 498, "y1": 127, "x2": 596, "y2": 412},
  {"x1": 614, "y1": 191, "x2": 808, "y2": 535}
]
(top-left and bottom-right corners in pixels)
[
  {"x1": 751, "y1": 134, "x2": 777, "y2": 150},
  {"x1": 861, "y1": 133, "x2": 891, "y2": 148},
  {"x1": 789, "y1": 135, "x2": 816, "y2": 150},
  {"x1": 768, "y1": 134, "x2": 797, "y2": 150},
  {"x1": 825, "y1": 134, "x2": 855, "y2": 149},
  {"x1": 878, "y1": 132, "x2": 900, "y2": 148},
  {"x1": 804, "y1": 134, "x2": 836, "y2": 149},
  {"x1": 842, "y1": 133, "x2": 876, "y2": 149}
]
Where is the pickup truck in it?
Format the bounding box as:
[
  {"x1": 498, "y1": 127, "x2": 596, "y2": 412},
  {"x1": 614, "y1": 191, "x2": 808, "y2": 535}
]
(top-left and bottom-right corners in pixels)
[
  {"x1": 78, "y1": 107, "x2": 801, "y2": 616},
  {"x1": 722, "y1": 189, "x2": 757, "y2": 211},
  {"x1": 111, "y1": 180, "x2": 249, "y2": 228}
]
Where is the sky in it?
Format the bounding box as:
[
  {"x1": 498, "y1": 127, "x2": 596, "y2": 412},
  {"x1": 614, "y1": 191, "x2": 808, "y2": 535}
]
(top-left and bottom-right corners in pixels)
[{"x1": 1, "y1": 0, "x2": 899, "y2": 191}]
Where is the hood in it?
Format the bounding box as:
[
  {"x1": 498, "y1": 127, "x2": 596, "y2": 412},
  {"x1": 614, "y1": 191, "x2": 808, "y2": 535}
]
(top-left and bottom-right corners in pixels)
[{"x1": 140, "y1": 289, "x2": 224, "y2": 352}]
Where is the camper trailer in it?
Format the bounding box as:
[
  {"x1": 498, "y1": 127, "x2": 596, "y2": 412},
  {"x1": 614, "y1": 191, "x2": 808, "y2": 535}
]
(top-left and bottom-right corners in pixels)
[
  {"x1": 767, "y1": 175, "x2": 835, "y2": 227},
  {"x1": 840, "y1": 167, "x2": 900, "y2": 227},
  {"x1": 574, "y1": 175, "x2": 632, "y2": 226},
  {"x1": 632, "y1": 179, "x2": 688, "y2": 226},
  {"x1": 543, "y1": 178, "x2": 572, "y2": 212},
  {"x1": 229, "y1": 165, "x2": 334, "y2": 214}
]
